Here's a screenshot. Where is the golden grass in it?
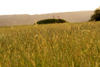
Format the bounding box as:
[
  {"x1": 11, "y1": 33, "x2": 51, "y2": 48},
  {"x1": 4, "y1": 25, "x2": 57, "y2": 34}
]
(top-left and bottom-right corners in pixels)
[{"x1": 0, "y1": 22, "x2": 100, "y2": 67}]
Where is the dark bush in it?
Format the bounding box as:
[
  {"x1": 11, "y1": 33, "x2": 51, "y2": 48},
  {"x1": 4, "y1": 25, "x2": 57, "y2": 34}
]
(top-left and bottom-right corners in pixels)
[
  {"x1": 37, "y1": 19, "x2": 68, "y2": 24},
  {"x1": 89, "y1": 7, "x2": 100, "y2": 21}
]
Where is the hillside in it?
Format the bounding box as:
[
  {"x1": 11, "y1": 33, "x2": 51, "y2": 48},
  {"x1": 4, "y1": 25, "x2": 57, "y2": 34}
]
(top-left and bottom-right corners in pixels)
[{"x1": 0, "y1": 11, "x2": 94, "y2": 26}]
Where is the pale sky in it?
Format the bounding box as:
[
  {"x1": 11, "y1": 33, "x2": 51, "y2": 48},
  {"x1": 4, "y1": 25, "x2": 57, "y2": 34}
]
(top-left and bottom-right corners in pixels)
[{"x1": 0, "y1": 0, "x2": 100, "y2": 15}]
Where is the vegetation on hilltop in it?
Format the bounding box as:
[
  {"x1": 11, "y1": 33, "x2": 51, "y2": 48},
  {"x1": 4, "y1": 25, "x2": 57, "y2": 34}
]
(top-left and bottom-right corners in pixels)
[{"x1": 37, "y1": 19, "x2": 67, "y2": 24}]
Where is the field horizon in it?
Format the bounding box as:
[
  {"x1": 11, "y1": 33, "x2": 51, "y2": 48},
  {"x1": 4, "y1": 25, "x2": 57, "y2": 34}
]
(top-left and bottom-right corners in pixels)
[{"x1": 0, "y1": 10, "x2": 94, "y2": 26}]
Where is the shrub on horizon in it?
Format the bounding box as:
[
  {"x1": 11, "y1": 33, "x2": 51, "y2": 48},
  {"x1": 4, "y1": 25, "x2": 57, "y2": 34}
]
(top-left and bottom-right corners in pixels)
[
  {"x1": 37, "y1": 19, "x2": 68, "y2": 24},
  {"x1": 89, "y1": 6, "x2": 100, "y2": 21}
]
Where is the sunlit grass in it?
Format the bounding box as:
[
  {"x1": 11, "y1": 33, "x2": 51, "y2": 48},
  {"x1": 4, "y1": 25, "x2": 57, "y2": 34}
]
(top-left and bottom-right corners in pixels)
[{"x1": 0, "y1": 22, "x2": 100, "y2": 67}]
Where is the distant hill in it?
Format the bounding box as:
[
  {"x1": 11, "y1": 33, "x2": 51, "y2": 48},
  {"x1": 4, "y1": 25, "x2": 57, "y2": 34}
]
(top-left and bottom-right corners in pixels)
[{"x1": 0, "y1": 11, "x2": 94, "y2": 26}]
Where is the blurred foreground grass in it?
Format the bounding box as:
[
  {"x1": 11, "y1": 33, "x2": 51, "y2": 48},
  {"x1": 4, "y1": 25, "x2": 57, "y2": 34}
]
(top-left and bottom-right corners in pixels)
[{"x1": 0, "y1": 22, "x2": 100, "y2": 67}]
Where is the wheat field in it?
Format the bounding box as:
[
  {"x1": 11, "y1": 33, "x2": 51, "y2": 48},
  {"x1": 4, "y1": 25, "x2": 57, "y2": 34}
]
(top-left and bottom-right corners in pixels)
[{"x1": 0, "y1": 21, "x2": 100, "y2": 67}]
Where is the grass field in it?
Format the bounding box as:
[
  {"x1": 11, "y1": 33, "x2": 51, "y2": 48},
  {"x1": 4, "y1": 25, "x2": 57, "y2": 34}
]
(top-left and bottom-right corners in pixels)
[{"x1": 0, "y1": 21, "x2": 100, "y2": 67}]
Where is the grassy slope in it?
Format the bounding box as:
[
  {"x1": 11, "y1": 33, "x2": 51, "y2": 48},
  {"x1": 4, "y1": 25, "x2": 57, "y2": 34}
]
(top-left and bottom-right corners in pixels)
[{"x1": 0, "y1": 21, "x2": 100, "y2": 67}]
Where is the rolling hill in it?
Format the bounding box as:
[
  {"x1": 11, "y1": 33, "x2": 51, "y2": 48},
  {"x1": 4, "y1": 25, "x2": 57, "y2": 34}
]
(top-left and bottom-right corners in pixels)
[{"x1": 0, "y1": 11, "x2": 94, "y2": 26}]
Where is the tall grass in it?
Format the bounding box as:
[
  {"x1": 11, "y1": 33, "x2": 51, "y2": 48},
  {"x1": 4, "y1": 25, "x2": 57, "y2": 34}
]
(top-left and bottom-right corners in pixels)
[{"x1": 0, "y1": 22, "x2": 100, "y2": 67}]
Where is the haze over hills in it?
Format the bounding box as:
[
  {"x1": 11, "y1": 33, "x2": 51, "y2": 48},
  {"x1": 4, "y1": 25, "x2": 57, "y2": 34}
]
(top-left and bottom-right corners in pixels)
[{"x1": 0, "y1": 11, "x2": 94, "y2": 26}]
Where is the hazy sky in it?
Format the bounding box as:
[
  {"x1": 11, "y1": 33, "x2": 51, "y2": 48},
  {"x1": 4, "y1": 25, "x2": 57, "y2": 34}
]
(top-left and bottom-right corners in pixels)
[{"x1": 0, "y1": 0, "x2": 100, "y2": 15}]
